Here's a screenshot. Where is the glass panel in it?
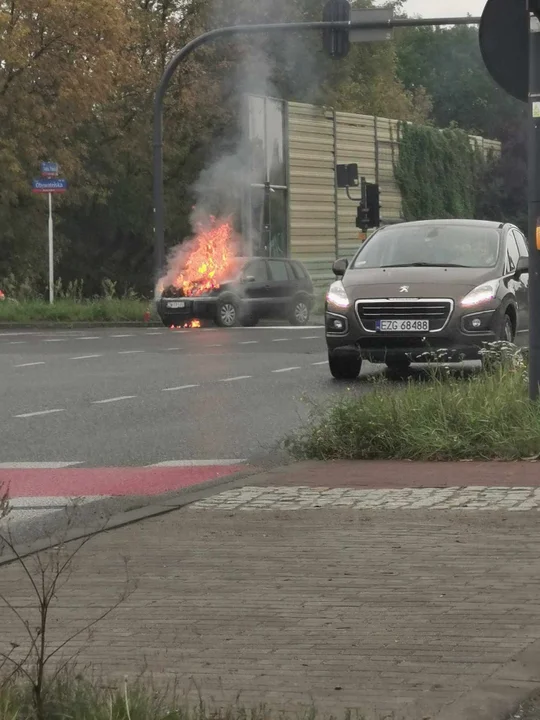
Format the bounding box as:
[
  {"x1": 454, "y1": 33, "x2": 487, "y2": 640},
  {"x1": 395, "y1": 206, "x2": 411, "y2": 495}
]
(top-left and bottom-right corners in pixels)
[
  {"x1": 266, "y1": 99, "x2": 286, "y2": 187},
  {"x1": 248, "y1": 95, "x2": 267, "y2": 186},
  {"x1": 268, "y1": 260, "x2": 289, "y2": 282},
  {"x1": 248, "y1": 186, "x2": 270, "y2": 257},
  {"x1": 268, "y1": 188, "x2": 287, "y2": 257},
  {"x1": 243, "y1": 260, "x2": 268, "y2": 282},
  {"x1": 512, "y1": 229, "x2": 529, "y2": 257},
  {"x1": 506, "y1": 233, "x2": 520, "y2": 272}
]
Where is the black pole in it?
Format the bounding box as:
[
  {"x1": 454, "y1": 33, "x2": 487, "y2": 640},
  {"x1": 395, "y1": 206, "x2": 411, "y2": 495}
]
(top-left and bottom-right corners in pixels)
[
  {"x1": 152, "y1": 16, "x2": 481, "y2": 284},
  {"x1": 528, "y1": 3, "x2": 540, "y2": 400}
]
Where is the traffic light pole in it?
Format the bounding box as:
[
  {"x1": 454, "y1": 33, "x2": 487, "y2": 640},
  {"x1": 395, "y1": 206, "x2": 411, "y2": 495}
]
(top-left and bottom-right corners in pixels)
[
  {"x1": 152, "y1": 16, "x2": 480, "y2": 284},
  {"x1": 528, "y1": 2, "x2": 540, "y2": 400}
]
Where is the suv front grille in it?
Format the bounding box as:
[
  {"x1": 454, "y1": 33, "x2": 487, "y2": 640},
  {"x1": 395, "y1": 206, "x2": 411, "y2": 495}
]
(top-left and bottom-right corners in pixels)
[{"x1": 356, "y1": 299, "x2": 453, "y2": 333}]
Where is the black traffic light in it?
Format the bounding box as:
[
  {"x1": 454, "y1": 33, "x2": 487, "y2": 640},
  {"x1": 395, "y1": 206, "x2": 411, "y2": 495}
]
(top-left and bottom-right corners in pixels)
[
  {"x1": 356, "y1": 182, "x2": 380, "y2": 231},
  {"x1": 323, "y1": 0, "x2": 351, "y2": 59},
  {"x1": 336, "y1": 163, "x2": 359, "y2": 188},
  {"x1": 365, "y1": 182, "x2": 380, "y2": 228}
]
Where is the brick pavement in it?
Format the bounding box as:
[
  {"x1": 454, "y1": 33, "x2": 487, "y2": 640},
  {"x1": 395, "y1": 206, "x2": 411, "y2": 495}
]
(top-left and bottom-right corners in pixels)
[{"x1": 1, "y1": 462, "x2": 540, "y2": 719}]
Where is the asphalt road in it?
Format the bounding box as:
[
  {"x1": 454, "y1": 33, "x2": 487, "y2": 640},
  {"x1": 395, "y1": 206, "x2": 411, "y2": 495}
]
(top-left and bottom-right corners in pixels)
[{"x1": 0, "y1": 324, "x2": 376, "y2": 467}]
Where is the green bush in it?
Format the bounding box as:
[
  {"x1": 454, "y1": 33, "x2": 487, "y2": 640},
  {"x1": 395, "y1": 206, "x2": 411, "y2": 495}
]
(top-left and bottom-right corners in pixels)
[{"x1": 286, "y1": 344, "x2": 540, "y2": 461}]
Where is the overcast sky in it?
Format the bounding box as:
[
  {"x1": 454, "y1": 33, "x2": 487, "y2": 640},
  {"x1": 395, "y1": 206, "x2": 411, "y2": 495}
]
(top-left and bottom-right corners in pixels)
[{"x1": 397, "y1": 0, "x2": 486, "y2": 17}]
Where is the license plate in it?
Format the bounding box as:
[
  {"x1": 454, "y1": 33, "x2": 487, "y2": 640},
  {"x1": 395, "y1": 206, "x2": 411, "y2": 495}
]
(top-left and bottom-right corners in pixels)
[
  {"x1": 376, "y1": 319, "x2": 430, "y2": 332},
  {"x1": 167, "y1": 301, "x2": 185, "y2": 309}
]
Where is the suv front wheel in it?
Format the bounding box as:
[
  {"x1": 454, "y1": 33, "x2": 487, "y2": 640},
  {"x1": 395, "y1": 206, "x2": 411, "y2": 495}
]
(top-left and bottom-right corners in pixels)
[{"x1": 328, "y1": 352, "x2": 362, "y2": 380}]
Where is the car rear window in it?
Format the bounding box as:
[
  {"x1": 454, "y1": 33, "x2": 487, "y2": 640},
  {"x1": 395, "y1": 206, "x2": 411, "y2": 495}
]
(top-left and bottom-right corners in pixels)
[{"x1": 290, "y1": 261, "x2": 308, "y2": 280}]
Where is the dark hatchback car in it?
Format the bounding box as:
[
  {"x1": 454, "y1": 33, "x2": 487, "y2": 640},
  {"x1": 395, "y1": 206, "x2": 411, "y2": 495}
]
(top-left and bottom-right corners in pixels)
[
  {"x1": 157, "y1": 257, "x2": 315, "y2": 328},
  {"x1": 325, "y1": 219, "x2": 529, "y2": 379}
]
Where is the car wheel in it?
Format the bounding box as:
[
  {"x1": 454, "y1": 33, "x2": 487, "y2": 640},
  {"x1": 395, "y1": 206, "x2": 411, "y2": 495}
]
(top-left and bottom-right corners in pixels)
[
  {"x1": 289, "y1": 297, "x2": 310, "y2": 326},
  {"x1": 386, "y1": 355, "x2": 411, "y2": 372},
  {"x1": 500, "y1": 313, "x2": 515, "y2": 343},
  {"x1": 328, "y1": 352, "x2": 362, "y2": 380},
  {"x1": 216, "y1": 299, "x2": 238, "y2": 328}
]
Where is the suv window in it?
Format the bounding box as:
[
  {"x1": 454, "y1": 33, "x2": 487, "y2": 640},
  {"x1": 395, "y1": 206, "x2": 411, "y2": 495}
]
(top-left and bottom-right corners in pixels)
[
  {"x1": 505, "y1": 232, "x2": 520, "y2": 273},
  {"x1": 290, "y1": 261, "x2": 306, "y2": 280},
  {"x1": 512, "y1": 229, "x2": 529, "y2": 258},
  {"x1": 268, "y1": 260, "x2": 291, "y2": 282},
  {"x1": 243, "y1": 260, "x2": 268, "y2": 283}
]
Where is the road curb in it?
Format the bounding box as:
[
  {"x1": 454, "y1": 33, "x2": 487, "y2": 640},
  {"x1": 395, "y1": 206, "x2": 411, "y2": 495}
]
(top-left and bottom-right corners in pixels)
[{"x1": 0, "y1": 464, "x2": 268, "y2": 566}]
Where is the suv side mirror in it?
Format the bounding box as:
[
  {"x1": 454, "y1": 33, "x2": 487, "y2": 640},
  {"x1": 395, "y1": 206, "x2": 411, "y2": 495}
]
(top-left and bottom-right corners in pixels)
[
  {"x1": 515, "y1": 257, "x2": 529, "y2": 278},
  {"x1": 332, "y1": 258, "x2": 349, "y2": 277}
]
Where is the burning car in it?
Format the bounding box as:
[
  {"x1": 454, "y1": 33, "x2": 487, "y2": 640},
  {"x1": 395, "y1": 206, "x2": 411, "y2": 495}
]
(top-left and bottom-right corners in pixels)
[{"x1": 156, "y1": 217, "x2": 314, "y2": 328}]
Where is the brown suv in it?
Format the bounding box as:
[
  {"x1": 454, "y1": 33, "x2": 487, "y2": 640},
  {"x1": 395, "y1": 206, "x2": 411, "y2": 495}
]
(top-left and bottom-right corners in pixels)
[{"x1": 325, "y1": 219, "x2": 529, "y2": 380}]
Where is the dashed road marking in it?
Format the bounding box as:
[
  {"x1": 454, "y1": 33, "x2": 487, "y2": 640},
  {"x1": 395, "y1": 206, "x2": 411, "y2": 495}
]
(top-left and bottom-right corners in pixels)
[
  {"x1": 272, "y1": 338, "x2": 288, "y2": 342},
  {"x1": 312, "y1": 361, "x2": 328, "y2": 366},
  {"x1": 272, "y1": 366, "x2": 301, "y2": 373},
  {"x1": 220, "y1": 375, "x2": 252, "y2": 382},
  {"x1": 239, "y1": 341, "x2": 258, "y2": 345},
  {"x1": 43, "y1": 338, "x2": 65, "y2": 343},
  {"x1": 91, "y1": 395, "x2": 137, "y2": 405},
  {"x1": 208, "y1": 344, "x2": 223, "y2": 347},
  {"x1": 15, "y1": 361, "x2": 45, "y2": 368},
  {"x1": 78, "y1": 336, "x2": 100, "y2": 340},
  {"x1": 0, "y1": 462, "x2": 83, "y2": 469},
  {"x1": 118, "y1": 350, "x2": 145, "y2": 355},
  {"x1": 148, "y1": 459, "x2": 246, "y2": 467},
  {"x1": 162, "y1": 384, "x2": 200, "y2": 392},
  {"x1": 111, "y1": 334, "x2": 134, "y2": 338},
  {"x1": 302, "y1": 336, "x2": 320, "y2": 340},
  {"x1": 9, "y1": 341, "x2": 27, "y2": 345},
  {"x1": 15, "y1": 409, "x2": 65, "y2": 419},
  {"x1": 70, "y1": 354, "x2": 102, "y2": 361}
]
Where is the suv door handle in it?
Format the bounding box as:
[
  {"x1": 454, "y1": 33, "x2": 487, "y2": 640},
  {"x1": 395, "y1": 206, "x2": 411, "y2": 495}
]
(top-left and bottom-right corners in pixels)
[{"x1": 264, "y1": 284, "x2": 271, "y2": 290}]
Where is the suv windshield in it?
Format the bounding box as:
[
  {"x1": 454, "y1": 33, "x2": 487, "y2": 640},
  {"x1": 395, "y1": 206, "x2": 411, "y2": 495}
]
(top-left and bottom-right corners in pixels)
[{"x1": 352, "y1": 224, "x2": 501, "y2": 270}]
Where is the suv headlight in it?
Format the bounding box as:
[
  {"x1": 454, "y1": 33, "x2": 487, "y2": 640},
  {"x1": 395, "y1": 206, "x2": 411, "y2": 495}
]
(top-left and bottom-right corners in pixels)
[
  {"x1": 326, "y1": 281, "x2": 350, "y2": 309},
  {"x1": 460, "y1": 281, "x2": 497, "y2": 308}
]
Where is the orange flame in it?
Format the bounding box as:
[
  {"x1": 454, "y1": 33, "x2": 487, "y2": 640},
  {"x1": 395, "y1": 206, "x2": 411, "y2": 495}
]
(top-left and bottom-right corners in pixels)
[
  {"x1": 158, "y1": 216, "x2": 240, "y2": 299},
  {"x1": 170, "y1": 319, "x2": 201, "y2": 330}
]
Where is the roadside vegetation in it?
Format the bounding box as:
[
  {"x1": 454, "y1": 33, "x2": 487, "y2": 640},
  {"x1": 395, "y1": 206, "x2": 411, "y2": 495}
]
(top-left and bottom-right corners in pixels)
[
  {"x1": 286, "y1": 343, "x2": 540, "y2": 462},
  {"x1": 0, "y1": 276, "x2": 153, "y2": 323}
]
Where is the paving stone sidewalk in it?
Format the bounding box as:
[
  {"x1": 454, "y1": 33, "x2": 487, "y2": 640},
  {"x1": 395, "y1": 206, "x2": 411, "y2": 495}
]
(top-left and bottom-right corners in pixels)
[{"x1": 1, "y1": 461, "x2": 540, "y2": 720}]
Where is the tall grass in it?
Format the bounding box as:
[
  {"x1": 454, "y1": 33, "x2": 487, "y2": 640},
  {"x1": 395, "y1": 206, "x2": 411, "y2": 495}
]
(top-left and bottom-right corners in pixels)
[
  {"x1": 286, "y1": 344, "x2": 540, "y2": 461},
  {"x1": 0, "y1": 299, "x2": 152, "y2": 323}
]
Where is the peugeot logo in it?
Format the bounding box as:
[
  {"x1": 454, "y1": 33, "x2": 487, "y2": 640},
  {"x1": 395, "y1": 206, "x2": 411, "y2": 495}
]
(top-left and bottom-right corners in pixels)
[{"x1": 400, "y1": 286, "x2": 409, "y2": 293}]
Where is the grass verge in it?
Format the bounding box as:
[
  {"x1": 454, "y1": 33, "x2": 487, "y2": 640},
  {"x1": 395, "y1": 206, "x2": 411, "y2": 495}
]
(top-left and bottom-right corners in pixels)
[
  {"x1": 286, "y1": 345, "x2": 540, "y2": 461},
  {"x1": 0, "y1": 299, "x2": 153, "y2": 323}
]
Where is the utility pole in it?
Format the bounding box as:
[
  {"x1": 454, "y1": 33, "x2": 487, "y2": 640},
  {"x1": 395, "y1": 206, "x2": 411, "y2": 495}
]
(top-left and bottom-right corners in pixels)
[{"x1": 528, "y1": 0, "x2": 540, "y2": 399}]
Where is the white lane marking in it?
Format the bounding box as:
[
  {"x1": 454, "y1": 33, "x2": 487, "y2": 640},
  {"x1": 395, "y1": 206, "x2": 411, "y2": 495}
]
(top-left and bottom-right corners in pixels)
[
  {"x1": 239, "y1": 341, "x2": 258, "y2": 345},
  {"x1": 15, "y1": 361, "x2": 45, "y2": 368},
  {"x1": 118, "y1": 350, "x2": 145, "y2": 354},
  {"x1": 145, "y1": 331, "x2": 163, "y2": 335},
  {"x1": 162, "y1": 384, "x2": 200, "y2": 392},
  {"x1": 208, "y1": 343, "x2": 223, "y2": 348},
  {"x1": 43, "y1": 338, "x2": 65, "y2": 343},
  {"x1": 0, "y1": 332, "x2": 34, "y2": 337},
  {"x1": 149, "y1": 459, "x2": 246, "y2": 467},
  {"x1": 111, "y1": 334, "x2": 134, "y2": 338},
  {"x1": 302, "y1": 336, "x2": 320, "y2": 340},
  {"x1": 15, "y1": 409, "x2": 65, "y2": 419},
  {"x1": 273, "y1": 367, "x2": 301, "y2": 373},
  {"x1": 272, "y1": 338, "x2": 288, "y2": 342},
  {"x1": 165, "y1": 347, "x2": 182, "y2": 351},
  {"x1": 220, "y1": 375, "x2": 252, "y2": 382},
  {"x1": 312, "y1": 361, "x2": 328, "y2": 366},
  {"x1": 9, "y1": 341, "x2": 27, "y2": 345},
  {"x1": 0, "y1": 462, "x2": 83, "y2": 469},
  {"x1": 70, "y1": 354, "x2": 103, "y2": 361},
  {"x1": 92, "y1": 395, "x2": 137, "y2": 405},
  {"x1": 78, "y1": 336, "x2": 100, "y2": 340}
]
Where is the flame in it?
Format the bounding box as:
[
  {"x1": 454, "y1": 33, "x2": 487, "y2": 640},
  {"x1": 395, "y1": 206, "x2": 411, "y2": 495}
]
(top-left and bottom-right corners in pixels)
[
  {"x1": 170, "y1": 319, "x2": 201, "y2": 330},
  {"x1": 158, "y1": 216, "x2": 240, "y2": 299}
]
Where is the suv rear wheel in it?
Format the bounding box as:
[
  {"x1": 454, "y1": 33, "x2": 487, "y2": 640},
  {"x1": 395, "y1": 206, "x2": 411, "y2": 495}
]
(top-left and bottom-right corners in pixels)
[
  {"x1": 328, "y1": 352, "x2": 362, "y2": 380},
  {"x1": 500, "y1": 313, "x2": 515, "y2": 343},
  {"x1": 289, "y1": 297, "x2": 310, "y2": 326}
]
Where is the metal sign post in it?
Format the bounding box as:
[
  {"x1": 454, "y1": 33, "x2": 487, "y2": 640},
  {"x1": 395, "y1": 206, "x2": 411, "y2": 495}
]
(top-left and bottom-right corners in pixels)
[
  {"x1": 528, "y1": 2, "x2": 540, "y2": 399},
  {"x1": 31, "y1": 169, "x2": 67, "y2": 304}
]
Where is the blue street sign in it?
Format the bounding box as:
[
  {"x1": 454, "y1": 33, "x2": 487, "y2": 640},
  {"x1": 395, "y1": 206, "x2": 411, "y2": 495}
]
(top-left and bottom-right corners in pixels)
[
  {"x1": 32, "y1": 178, "x2": 67, "y2": 194},
  {"x1": 40, "y1": 162, "x2": 59, "y2": 178}
]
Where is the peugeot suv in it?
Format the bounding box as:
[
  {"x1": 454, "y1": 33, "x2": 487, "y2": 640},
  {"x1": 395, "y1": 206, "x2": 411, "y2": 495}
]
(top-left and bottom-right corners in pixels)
[{"x1": 325, "y1": 219, "x2": 529, "y2": 380}]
